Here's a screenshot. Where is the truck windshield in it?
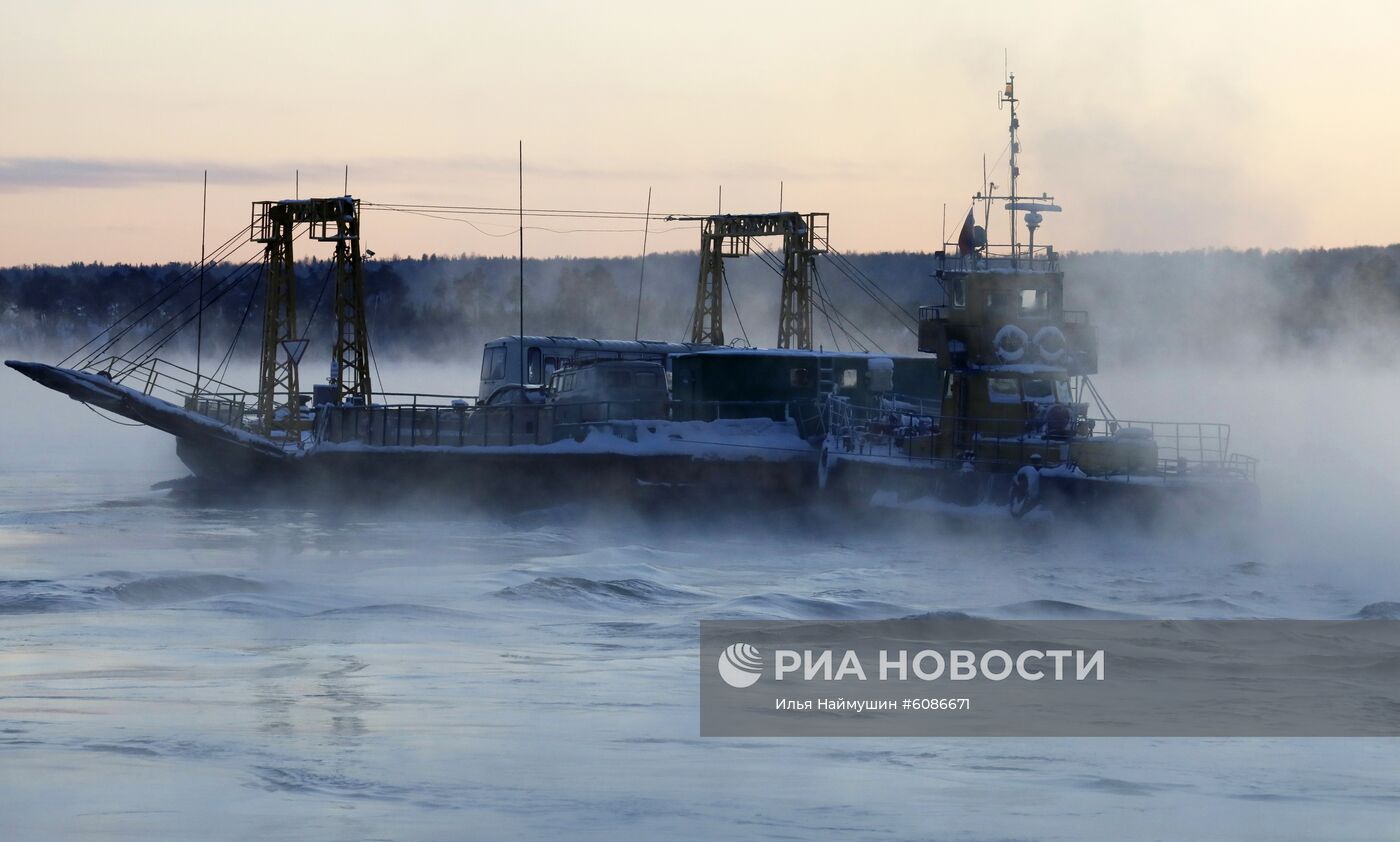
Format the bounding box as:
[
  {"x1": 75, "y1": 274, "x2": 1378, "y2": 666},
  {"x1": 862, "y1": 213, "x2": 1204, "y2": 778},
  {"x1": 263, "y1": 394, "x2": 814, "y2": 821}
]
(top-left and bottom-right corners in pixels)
[{"x1": 482, "y1": 347, "x2": 507, "y2": 382}]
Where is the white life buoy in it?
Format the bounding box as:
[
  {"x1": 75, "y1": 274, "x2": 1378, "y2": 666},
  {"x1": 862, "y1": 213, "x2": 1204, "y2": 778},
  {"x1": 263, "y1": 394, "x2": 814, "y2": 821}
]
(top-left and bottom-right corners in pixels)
[
  {"x1": 993, "y1": 324, "x2": 1029, "y2": 363},
  {"x1": 1009, "y1": 465, "x2": 1041, "y2": 518},
  {"x1": 1033, "y1": 325, "x2": 1068, "y2": 364}
]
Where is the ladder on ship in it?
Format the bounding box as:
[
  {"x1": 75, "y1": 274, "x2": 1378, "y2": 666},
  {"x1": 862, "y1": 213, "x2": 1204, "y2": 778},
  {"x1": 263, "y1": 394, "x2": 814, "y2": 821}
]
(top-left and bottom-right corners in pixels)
[
  {"x1": 817, "y1": 357, "x2": 836, "y2": 395},
  {"x1": 790, "y1": 357, "x2": 836, "y2": 441}
]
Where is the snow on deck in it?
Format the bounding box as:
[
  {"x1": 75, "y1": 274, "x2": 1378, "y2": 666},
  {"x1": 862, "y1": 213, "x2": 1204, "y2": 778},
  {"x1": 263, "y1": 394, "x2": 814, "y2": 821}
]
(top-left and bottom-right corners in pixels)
[{"x1": 310, "y1": 417, "x2": 816, "y2": 462}]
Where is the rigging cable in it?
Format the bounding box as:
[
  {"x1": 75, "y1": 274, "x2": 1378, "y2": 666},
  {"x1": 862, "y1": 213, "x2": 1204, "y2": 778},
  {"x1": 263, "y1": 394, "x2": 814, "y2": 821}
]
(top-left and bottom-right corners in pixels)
[
  {"x1": 116, "y1": 255, "x2": 267, "y2": 378},
  {"x1": 720, "y1": 267, "x2": 750, "y2": 347},
  {"x1": 812, "y1": 265, "x2": 842, "y2": 352},
  {"x1": 70, "y1": 224, "x2": 255, "y2": 369},
  {"x1": 749, "y1": 239, "x2": 882, "y2": 352},
  {"x1": 366, "y1": 205, "x2": 697, "y2": 237},
  {"x1": 821, "y1": 249, "x2": 918, "y2": 332},
  {"x1": 65, "y1": 223, "x2": 251, "y2": 368},
  {"x1": 827, "y1": 247, "x2": 918, "y2": 321},
  {"x1": 118, "y1": 227, "x2": 308, "y2": 374},
  {"x1": 301, "y1": 261, "x2": 337, "y2": 337},
  {"x1": 211, "y1": 267, "x2": 263, "y2": 386},
  {"x1": 362, "y1": 201, "x2": 707, "y2": 220}
]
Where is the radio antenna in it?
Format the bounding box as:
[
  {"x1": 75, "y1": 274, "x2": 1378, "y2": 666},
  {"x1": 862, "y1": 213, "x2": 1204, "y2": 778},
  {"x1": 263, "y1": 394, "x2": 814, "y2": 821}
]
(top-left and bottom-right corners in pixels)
[
  {"x1": 195, "y1": 169, "x2": 207, "y2": 394},
  {"x1": 518, "y1": 141, "x2": 525, "y2": 387},
  {"x1": 634, "y1": 187, "x2": 652, "y2": 340}
]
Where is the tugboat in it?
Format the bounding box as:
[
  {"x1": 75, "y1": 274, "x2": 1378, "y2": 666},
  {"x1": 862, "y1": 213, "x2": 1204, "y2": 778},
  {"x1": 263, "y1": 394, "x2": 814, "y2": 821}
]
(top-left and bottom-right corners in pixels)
[{"x1": 819, "y1": 74, "x2": 1258, "y2": 519}]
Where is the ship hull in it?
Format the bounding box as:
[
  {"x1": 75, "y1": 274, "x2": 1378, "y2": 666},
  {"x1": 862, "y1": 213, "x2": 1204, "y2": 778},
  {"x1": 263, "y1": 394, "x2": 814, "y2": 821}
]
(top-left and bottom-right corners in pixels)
[
  {"x1": 173, "y1": 438, "x2": 816, "y2": 504},
  {"x1": 8, "y1": 359, "x2": 1259, "y2": 522},
  {"x1": 825, "y1": 453, "x2": 1260, "y2": 524}
]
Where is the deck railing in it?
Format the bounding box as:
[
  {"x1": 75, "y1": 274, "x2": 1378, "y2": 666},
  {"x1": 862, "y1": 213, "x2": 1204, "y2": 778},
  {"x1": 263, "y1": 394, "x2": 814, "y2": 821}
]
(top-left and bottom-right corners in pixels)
[
  {"x1": 935, "y1": 246, "x2": 1060, "y2": 274},
  {"x1": 74, "y1": 358, "x2": 1256, "y2": 482},
  {"x1": 84, "y1": 355, "x2": 259, "y2": 430},
  {"x1": 825, "y1": 395, "x2": 1257, "y2": 481},
  {"x1": 315, "y1": 399, "x2": 805, "y2": 449}
]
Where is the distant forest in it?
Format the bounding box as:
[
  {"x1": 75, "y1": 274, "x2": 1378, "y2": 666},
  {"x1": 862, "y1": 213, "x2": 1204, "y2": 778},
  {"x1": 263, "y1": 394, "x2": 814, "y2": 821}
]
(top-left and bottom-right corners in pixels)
[{"x1": 2, "y1": 245, "x2": 1398, "y2": 371}]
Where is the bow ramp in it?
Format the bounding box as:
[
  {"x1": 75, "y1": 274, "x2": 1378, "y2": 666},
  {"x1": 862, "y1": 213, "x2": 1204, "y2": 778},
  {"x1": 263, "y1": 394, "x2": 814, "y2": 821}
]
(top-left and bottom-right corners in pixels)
[{"x1": 5, "y1": 360, "x2": 288, "y2": 465}]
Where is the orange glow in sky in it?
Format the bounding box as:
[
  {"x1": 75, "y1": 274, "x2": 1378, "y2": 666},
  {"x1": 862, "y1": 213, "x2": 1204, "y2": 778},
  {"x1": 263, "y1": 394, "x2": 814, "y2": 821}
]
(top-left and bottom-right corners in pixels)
[{"x1": 2, "y1": 0, "x2": 1396, "y2": 265}]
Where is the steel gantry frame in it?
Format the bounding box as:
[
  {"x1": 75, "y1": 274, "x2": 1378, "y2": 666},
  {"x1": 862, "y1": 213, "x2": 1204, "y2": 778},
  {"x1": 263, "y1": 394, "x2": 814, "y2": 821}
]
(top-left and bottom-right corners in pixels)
[
  {"x1": 251, "y1": 196, "x2": 371, "y2": 444},
  {"x1": 321, "y1": 200, "x2": 372, "y2": 408},
  {"x1": 686, "y1": 212, "x2": 829, "y2": 348}
]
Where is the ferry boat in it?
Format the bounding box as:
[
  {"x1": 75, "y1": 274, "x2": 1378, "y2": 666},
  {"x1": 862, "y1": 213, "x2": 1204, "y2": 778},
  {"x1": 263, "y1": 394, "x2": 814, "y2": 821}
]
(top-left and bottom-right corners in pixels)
[{"x1": 6, "y1": 75, "x2": 1258, "y2": 519}]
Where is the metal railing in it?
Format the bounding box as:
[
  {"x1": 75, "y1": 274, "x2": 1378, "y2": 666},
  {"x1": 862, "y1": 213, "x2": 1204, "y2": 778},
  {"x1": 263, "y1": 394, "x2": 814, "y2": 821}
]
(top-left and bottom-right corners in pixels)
[
  {"x1": 82, "y1": 356, "x2": 486, "y2": 435},
  {"x1": 86, "y1": 355, "x2": 258, "y2": 430},
  {"x1": 315, "y1": 399, "x2": 805, "y2": 449},
  {"x1": 825, "y1": 395, "x2": 1256, "y2": 481},
  {"x1": 935, "y1": 245, "x2": 1059, "y2": 274},
  {"x1": 917, "y1": 305, "x2": 1091, "y2": 325}
]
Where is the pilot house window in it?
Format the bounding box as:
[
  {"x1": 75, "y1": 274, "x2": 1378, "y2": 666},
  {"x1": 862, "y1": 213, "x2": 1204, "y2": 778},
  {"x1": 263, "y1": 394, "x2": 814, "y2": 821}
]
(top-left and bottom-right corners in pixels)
[
  {"x1": 841, "y1": 369, "x2": 859, "y2": 388},
  {"x1": 987, "y1": 377, "x2": 1021, "y2": 404},
  {"x1": 1020, "y1": 288, "x2": 1048, "y2": 313},
  {"x1": 1023, "y1": 378, "x2": 1055, "y2": 402}
]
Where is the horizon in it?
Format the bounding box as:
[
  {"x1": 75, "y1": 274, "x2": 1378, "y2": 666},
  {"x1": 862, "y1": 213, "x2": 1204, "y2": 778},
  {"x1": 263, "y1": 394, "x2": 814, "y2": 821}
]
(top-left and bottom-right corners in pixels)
[{"x1": 5, "y1": 239, "x2": 1400, "y2": 272}]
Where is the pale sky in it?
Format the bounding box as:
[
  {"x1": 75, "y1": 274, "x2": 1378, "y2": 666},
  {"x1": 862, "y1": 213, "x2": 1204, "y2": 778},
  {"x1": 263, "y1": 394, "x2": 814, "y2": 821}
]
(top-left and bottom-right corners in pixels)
[{"x1": 2, "y1": 0, "x2": 1397, "y2": 265}]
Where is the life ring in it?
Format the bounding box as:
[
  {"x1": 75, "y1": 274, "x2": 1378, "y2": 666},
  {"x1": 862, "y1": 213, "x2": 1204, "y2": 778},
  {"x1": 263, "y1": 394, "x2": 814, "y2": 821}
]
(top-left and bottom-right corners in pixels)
[
  {"x1": 1008, "y1": 465, "x2": 1041, "y2": 518},
  {"x1": 993, "y1": 324, "x2": 1029, "y2": 363},
  {"x1": 1033, "y1": 326, "x2": 1068, "y2": 364}
]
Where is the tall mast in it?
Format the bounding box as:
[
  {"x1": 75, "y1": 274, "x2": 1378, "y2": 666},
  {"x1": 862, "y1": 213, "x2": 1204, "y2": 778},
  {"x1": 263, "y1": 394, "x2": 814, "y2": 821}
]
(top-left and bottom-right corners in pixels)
[{"x1": 1002, "y1": 73, "x2": 1019, "y2": 254}]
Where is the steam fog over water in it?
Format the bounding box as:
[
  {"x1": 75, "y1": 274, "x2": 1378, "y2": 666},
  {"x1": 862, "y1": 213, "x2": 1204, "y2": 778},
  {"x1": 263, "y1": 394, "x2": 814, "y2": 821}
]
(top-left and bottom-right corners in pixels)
[{"x1": 4, "y1": 271, "x2": 1400, "y2": 839}]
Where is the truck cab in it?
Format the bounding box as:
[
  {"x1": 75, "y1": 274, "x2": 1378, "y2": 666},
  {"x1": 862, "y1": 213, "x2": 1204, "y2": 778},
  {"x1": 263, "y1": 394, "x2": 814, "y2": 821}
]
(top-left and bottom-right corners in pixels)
[{"x1": 548, "y1": 360, "x2": 669, "y2": 426}]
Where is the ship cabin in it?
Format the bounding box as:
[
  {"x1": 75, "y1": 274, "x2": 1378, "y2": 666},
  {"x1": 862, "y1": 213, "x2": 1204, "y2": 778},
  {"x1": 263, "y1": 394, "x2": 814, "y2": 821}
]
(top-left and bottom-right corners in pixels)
[
  {"x1": 912, "y1": 249, "x2": 1102, "y2": 452},
  {"x1": 670, "y1": 349, "x2": 941, "y2": 433},
  {"x1": 918, "y1": 250, "x2": 1096, "y2": 376}
]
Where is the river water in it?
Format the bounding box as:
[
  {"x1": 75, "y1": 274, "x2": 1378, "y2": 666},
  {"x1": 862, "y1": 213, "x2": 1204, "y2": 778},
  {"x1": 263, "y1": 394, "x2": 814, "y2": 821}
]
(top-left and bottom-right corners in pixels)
[{"x1": 2, "y1": 360, "x2": 1399, "y2": 840}]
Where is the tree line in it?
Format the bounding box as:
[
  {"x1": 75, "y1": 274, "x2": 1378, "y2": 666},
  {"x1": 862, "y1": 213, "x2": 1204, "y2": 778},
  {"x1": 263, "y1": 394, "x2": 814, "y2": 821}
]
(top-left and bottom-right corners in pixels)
[{"x1": 2, "y1": 245, "x2": 1397, "y2": 367}]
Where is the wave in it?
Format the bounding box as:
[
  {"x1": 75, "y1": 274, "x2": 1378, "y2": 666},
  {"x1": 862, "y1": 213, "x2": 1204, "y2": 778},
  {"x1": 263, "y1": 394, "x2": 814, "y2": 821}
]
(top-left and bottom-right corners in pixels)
[
  {"x1": 0, "y1": 572, "x2": 267, "y2": 614},
  {"x1": 495, "y1": 576, "x2": 709, "y2": 608},
  {"x1": 991, "y1": 599, "x2": 1142, "y2": 619},
  {"x1": 709, "y1": 592, "x2": 913, "y2": 620},
  {"x1": 249, "y1": 765, "x2": 412, "y2": 802},
  {"x1": 1354, "y1": 601, "x2": 1400, "y2": 619},
  {"x1": 106, "y1": 573, "x2": 265, "y2": 605},
  {"x1": 314, "y1": 603, "x2": 480, "y2": 621}
]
